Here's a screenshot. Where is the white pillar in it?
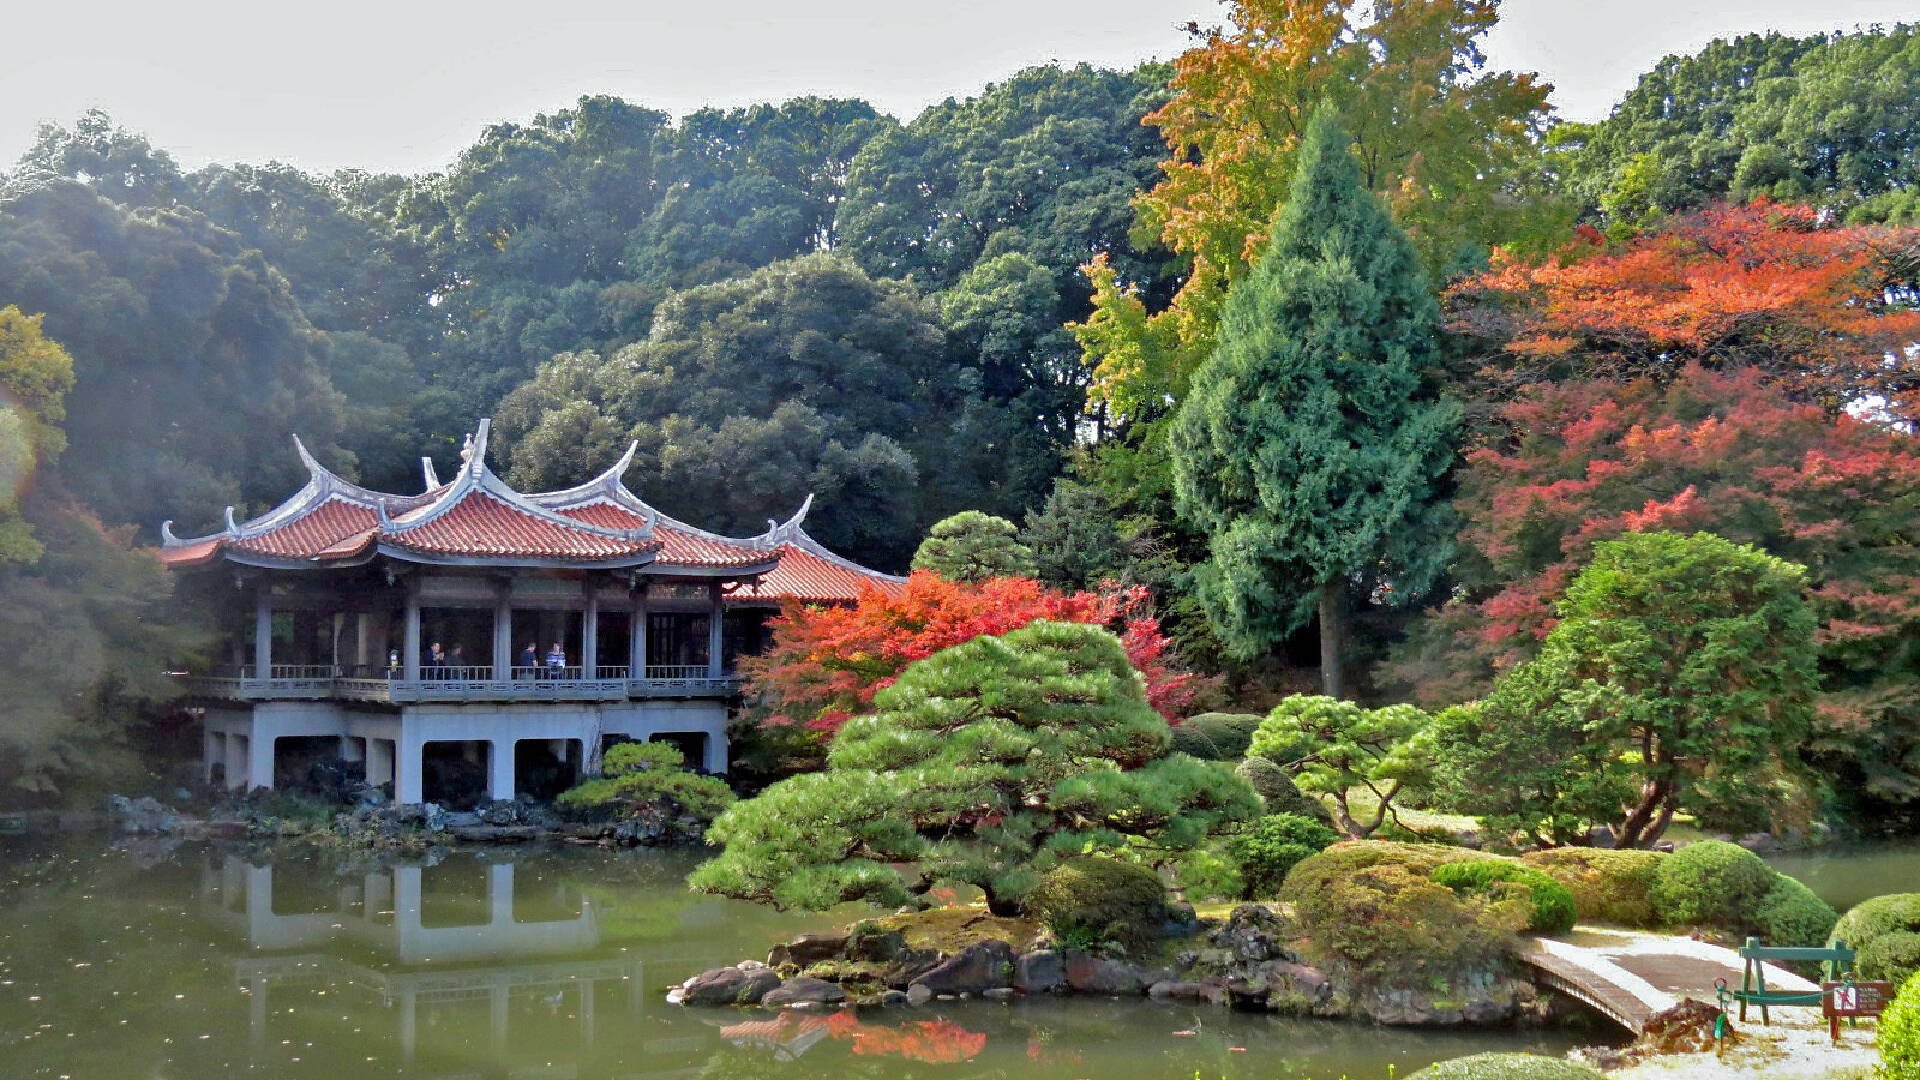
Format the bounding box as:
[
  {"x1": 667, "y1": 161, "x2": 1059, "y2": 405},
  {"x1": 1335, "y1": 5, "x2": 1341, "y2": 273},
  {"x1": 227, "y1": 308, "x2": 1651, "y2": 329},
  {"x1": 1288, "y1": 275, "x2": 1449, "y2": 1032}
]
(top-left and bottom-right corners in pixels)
[
  {"x1": 492, "y1": 582, "x2": 512, "y2": 679},
  {"x1": 254, "y1": 585, "x2": 273, "y2": 680},
  {"x1": 488, "y1": 862, "x2": 514, "y2": 926},
  {"x1": 703, "y1": 732, "x2": 727, "y2": 775},
  {"x1": 204, "y1": 728, "x2": 221, "y2": 782},
  {"x1": 226, "y1": 735, "x2": 249, "y2": 792},
  {"x1": 356, "y1": 613, "x2": 377, "y2": 673},
  {"x1": 402, "y1": 582, "x2": 421, "y2": 682},
  {"x1": 582, "y1": 585, "x2": 600, "y2": 678},
  {"x1": 397, "y1": 989, "x2": 417, "y2": 1065},
  {"x1": 395, "y1": 736, "x2": 423, "y2": 804},
  {"x1": 338, "y1": 735, "x2": 365, "y2": 763},
  {"x1": 706, "y1": 581, "x2": 724, "y2": 679},
  {"x1": 629, "y1": 587, "x2": 649, "y2": 678},
  {"x1": 488, "y1": 739, "x2": 516, "y2": 802},
  {"x1": 248, "y1": 735, "x2": 276, "y2": 791},
  {"x1": 368, "y1": 738, "x2": 394, "y2": 791}
]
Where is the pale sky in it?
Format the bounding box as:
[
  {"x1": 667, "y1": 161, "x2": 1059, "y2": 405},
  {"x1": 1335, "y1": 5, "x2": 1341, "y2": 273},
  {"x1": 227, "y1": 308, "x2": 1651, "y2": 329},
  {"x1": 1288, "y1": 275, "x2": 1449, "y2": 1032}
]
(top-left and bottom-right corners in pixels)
[{"x1": 2, "y1": 0, "x2": 1914, "y2": 178}]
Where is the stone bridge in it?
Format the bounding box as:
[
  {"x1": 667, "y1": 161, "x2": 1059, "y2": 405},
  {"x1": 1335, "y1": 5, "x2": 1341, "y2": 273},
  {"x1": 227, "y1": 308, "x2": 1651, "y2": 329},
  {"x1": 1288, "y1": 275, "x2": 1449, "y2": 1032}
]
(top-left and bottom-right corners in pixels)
[{"x1": 1520, "y1": 930, "x2": 1821, "y2": 1033}]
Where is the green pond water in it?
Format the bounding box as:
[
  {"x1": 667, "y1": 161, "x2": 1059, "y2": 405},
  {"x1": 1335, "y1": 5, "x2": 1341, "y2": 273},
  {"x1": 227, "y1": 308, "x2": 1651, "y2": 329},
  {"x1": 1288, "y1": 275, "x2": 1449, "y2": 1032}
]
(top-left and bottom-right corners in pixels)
[
  {"x1": 1769, "y1": 839, "x2": 1920, "y2": 913},
  {"x1": 0, "y1": 837, "x2": 1598, "y2": 1080}
]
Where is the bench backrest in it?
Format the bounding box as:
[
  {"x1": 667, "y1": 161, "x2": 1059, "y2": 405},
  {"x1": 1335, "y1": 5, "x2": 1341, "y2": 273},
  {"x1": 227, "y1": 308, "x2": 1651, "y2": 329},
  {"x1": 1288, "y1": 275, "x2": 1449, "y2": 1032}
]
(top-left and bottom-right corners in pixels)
[{"x1": 1741, "y1": 937, "x2": 1855, "y2": 982}]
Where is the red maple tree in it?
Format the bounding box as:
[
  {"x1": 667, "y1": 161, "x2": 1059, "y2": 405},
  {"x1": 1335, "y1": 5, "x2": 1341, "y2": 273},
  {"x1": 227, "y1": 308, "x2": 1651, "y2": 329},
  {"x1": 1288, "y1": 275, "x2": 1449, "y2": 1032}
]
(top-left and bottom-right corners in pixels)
[
  {"x1": 1390, "y1": 364, "x2": 1920, "y2": 804},
  {"x1": 738, "y1": 570, "x2": 1211, "y2": 738},
  {"x1": 1447, "y1": 200, "x2": 1920, "y2": 420}
]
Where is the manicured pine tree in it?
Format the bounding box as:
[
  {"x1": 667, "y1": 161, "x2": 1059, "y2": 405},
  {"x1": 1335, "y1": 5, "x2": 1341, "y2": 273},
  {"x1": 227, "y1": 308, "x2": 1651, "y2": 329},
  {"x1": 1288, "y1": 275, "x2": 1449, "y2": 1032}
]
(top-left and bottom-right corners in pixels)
[{"x1": 1169, "y1": 105, "x2": 1459, "y2": 696}]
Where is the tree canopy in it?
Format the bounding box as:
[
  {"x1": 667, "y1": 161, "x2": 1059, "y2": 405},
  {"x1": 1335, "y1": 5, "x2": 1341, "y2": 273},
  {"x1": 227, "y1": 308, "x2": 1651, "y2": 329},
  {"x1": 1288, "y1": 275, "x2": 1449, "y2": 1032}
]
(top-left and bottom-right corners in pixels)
[
  {"x1": 911, "y1": 511, "x2": 1035, "y2": 583},
  {"x1": 691, "y1": 619, "x2": 1256, "y2": 914},
  {"x1": 1168, "y1": 107, "x2": 1458, "y2": 693},
  {"x1": 1436, "y1": 531, "x2": 1818, "y2": 848}
]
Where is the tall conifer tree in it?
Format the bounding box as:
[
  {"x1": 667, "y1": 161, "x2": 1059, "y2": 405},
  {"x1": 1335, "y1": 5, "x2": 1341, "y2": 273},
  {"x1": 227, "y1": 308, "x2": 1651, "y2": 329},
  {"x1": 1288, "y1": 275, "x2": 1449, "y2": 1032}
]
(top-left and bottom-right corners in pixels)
[{"x1": 1169, "y1": 106, "x2": 1458, "y2": 696}]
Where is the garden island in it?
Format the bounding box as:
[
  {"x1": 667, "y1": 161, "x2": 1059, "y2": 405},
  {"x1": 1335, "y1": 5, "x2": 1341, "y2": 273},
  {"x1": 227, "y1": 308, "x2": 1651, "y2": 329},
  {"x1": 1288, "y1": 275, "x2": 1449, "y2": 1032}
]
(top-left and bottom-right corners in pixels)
[{"x1": 2, "y1": 3, "x2": 1920, "y2": 1079}]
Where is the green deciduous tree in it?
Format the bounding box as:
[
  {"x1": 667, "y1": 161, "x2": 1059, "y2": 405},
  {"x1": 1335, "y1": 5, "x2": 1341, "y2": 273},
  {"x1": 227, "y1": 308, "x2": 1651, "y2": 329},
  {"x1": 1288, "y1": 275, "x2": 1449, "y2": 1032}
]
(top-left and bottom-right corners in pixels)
[
  {"x1": 689, "y1": 620, "x2": 1257, "y2": 914},
  {"x1": 0, "y1": 307, "x2": 75, "y2": 563},
  {"x1": 1167, "y1": 107, "x2": 1458, "y2": 694},
  {"x1": 1247, "y1": 696, "x2": 1434, "y2": 840},
  {"x1": 911, "y1": 511, "x2": 1035, "y2": 583},
  {"x1": 1436, "y1": 532, "x2": 1819, "y2": 848}
]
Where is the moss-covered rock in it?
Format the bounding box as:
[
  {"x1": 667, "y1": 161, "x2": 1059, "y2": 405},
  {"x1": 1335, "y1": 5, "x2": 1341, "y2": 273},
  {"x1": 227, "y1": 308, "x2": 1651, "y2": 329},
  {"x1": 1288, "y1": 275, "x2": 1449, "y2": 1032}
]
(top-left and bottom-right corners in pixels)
[
  {"x1": 1522, "y1": 848, "x2": 1663, "y2": 927},
  {"x1": 1023, "y1": 857, "x2": 1170, "y2": 953}
]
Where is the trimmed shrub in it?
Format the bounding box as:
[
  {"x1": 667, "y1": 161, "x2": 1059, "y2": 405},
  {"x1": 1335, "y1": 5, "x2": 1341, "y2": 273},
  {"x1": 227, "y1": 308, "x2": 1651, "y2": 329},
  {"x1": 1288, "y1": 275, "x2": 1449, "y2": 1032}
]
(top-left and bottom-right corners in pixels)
[
  {"x1": 1283, "y1": 842, "x2": 1526, "y2": 988},
  {"x1": 1024, "y1": 857, "x2": 1170, "y2": 954},
  {"x1": 1409, "y1": 1053, "x2": 1605, "y2": 1080},
  {"x1": 1861, "y1": 932, "x2": 1920, "y2": 986},
  {"x1": 1228, "y1": 813, "x2": 1339, "y2": 899},
  {"x1": 1885, "y1": 973, "x2": 1920, "y2": 1080},
  {"x1": 1179, "y1": 712, "x2": 1263, "y2": 759},
  {"x1": 1233, "y1": 755, "x2": 1332, "y2": 823},
  {"x1": 1650, "y1": 841, "x2": 1776, "y2": 929},
  {"x1": 1523, "y1": 848, "x2": 1664, "y2": 928},
  {"x1": 1433, "y1": 859, "x2": 1579, "y2": 935},
  {"x1": 1833, "y1": 895, "x2": 1920, "y2": 986},
  {"x1": 1753, "y1": 874, "x2": 1839, "y2": 948}
]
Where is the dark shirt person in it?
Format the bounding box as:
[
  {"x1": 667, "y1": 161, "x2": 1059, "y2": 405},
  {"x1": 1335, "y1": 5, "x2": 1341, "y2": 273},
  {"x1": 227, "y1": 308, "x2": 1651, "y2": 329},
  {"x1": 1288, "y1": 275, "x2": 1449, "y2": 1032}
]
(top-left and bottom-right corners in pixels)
[{"x1": 518, "y1": 643, "x2": 538, "y2": 677}]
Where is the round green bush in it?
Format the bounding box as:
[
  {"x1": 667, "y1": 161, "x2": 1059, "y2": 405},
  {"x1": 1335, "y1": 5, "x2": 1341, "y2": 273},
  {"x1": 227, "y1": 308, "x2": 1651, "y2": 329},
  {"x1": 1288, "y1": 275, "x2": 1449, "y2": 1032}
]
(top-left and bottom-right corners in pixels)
[
  {"x1": 1232, "y1": 756, "x2": 1331, "y2": 823},
  {"x1": 1024, "y1": 856, "x2": 1170, "y2": 953},
  {"x1": 1650, "y1": 840, "x2": 1777, "y2": 929},
  {"x1": 1228, "y1": 813, "x2": 1339, "y2": 899},
  {"x1": 1883, "y1": 973, "x2": 1920, "y2": 1080},
  {"x1": 1432, "y1": 859, "x2": 1579, "y2": 935},
  {"x1": 1752, "y1": 874, "x2": 1838, "y2": 948},
  {"x1": 1408, "y1": 1052, "x2": 1604, "y2": 1079},
  {"x1": 1522, "y1": 848, "x2": 1664, "y2": 928},
  {"x1": 1860, "y1": 931, "x2": 1920, "y2": 985},
  {"x1": 1170, "y1": 724, "x2": 1224, "y2": 759},
  {"x1": 1832, "y1": 894, "x2": 1920, "y2": 985}
]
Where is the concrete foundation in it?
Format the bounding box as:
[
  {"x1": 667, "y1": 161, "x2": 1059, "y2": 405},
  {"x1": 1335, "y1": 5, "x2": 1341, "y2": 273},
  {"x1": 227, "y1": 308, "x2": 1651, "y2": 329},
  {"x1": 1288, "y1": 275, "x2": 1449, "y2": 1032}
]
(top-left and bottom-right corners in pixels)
[{"x1": 200, "y1": 699, "x2": 728, "y2": 802}]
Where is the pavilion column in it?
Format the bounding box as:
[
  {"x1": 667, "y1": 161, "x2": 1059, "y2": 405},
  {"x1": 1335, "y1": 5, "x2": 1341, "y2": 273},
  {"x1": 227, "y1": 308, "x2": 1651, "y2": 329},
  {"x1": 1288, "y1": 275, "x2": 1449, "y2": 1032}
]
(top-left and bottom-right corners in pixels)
[
  {"x1": 629, "y1": 585, "x2": 649, "y2": 679},
  {"x1": 492, "y1": 581, "x2": 512, "y2": 680},
  {"x1": 402, "y1": 579, "x2": 421, "y2": 682},
  {"x1": 582, "y1": 583, "x2": 600, "y2": 678},
  {"x1": 707, "y1": 582, "x2": 724, "y2": 679},
  {"x1": 253, "y1": 584, "x2": 273, "y2": 680},
  {"x1": 488, "y1": 739, "x2": 516, "y2": 801}
]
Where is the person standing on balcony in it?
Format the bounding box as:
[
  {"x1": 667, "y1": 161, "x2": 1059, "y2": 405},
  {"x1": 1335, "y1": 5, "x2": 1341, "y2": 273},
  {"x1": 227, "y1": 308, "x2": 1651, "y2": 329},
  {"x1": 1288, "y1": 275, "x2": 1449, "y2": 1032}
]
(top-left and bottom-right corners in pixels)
[
  {"x1": 518, "y1": 642, "x2": 538, "y2": 677},
  {"x1": 546, "y1": 642, "x2": 566, "y2": 679},
  {"x1": 424, "y1": 641, "x2": 445, "y2": 678},
  {"x1": 448, "y1": 644, "x2": 467, "y2": 674}
]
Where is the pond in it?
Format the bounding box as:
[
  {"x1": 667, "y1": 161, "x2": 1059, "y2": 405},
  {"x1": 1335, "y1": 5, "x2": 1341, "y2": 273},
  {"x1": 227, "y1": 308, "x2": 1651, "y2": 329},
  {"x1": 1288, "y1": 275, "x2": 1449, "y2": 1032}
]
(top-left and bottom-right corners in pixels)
[
  {"x1": 1768, "y1": 839, "x2": 1920, "y2": 913},
  {"x1": 0, "y1": 837, "x2": 1595, "y2": 1080}
]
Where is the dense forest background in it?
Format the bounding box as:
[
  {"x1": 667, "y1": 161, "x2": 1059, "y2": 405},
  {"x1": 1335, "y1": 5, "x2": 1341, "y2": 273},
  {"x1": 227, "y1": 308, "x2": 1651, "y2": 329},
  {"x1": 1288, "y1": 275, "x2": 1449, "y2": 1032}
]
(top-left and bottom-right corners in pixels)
[{"x1": 2, "y1": 13, "x2": 1918, "y2": 805}]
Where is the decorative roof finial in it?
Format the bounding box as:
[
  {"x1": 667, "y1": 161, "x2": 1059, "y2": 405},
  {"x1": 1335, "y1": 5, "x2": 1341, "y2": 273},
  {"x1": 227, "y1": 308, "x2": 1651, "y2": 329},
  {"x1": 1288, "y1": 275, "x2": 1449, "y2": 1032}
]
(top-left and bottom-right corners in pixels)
[
  {"x1": 160, "y1": 520, "x2": 180, "y2": 547},
  {"x1": 421, "y1": 456, "x2": 441, "y2": 491},
  {"x1": 292, "y1": 434, "x2": 324, "y2": 480},
  {"x1": 223, "y1": 506, "x2": 240, "y2": 536}
]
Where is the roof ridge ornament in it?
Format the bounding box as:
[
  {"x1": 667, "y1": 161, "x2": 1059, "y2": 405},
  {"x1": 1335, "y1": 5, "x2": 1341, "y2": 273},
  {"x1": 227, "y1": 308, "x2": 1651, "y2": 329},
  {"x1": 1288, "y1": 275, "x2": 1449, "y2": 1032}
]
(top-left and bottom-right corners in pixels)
[
  {"x1": 159, "y1": 520, "x2": 182, "y2": 547},
  {"x1": 223, "y1": 506, "x2": 240, "y2": 535},
  {"x1": 421, "y1": 457, "x2": 441, "y2": 491},
  {"x1": 600, "y1": 440, "x2": 639, "y2": 492}
]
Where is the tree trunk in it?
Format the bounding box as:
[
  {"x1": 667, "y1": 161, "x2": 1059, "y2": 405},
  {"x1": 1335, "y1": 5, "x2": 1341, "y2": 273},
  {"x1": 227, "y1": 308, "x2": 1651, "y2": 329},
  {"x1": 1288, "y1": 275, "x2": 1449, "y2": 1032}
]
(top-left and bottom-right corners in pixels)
[
  {"x1": 1318, "y1": 582, "x2": 1345, "y2": 699},
  {"x1": 1613, "y1": 778, "x2": 1674, "y2": 849}
]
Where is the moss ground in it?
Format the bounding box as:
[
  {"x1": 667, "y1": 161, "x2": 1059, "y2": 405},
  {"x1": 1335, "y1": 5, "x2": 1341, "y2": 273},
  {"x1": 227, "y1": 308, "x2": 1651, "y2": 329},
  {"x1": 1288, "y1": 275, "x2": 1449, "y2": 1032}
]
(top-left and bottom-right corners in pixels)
[{"x1": 872, "y1": 904, "x2": 1040, "y2": 953}]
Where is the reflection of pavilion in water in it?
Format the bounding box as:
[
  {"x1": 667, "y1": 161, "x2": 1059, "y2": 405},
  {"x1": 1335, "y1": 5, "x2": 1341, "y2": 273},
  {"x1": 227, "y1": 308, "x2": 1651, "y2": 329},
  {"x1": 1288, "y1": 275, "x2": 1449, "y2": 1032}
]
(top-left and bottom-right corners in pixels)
[{"x1": 200, "y1": 855, "x2": 707, "y2": 1076}]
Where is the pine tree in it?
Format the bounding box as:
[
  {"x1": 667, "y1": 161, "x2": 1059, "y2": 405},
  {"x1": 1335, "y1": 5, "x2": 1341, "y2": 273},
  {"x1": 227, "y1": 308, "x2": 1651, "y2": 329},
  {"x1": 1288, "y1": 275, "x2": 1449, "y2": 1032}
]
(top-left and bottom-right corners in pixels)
[
  {"x1": 1169, "y1": 106, "x2": 1459, "y2": 696},
  {"x1": 910, "y1": 510, "x2": 1036, "y2": 583},
  {"x1": 689, "y1": 620, "x2": 1257, "y2": 914}
]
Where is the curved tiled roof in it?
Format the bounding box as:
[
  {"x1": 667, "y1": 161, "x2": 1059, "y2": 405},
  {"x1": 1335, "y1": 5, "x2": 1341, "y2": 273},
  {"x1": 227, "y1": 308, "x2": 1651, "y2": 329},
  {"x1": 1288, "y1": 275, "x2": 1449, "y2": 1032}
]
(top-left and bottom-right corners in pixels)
[{"x1": 158, "y1": 421, "x2": 906, "y2": 603}]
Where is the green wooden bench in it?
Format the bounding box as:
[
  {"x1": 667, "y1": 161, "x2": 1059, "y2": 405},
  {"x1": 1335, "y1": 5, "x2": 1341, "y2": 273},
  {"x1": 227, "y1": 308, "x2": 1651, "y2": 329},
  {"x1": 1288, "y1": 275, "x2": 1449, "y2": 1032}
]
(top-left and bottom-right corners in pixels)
[{"x1": 1714, "y1": 937, "x2": 1855, "y2": 1025}]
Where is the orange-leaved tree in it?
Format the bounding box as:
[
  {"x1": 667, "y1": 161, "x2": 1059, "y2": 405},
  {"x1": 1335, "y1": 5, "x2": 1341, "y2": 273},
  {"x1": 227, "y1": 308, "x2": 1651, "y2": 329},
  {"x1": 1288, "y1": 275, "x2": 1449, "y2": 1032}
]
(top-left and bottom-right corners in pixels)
[
  {"x1": 1447, "y1": 200, "x2": 1920, "y2": 421},
  {"x1": 738, "y1": 571, "x2": 1211, "y2": 740},
  {"x1": 1075, "y1": 0, "x2": 1558, "y2": 421},
  {"x1": 1385, "y1": 363, "x2": 1920, "y2": 809}
]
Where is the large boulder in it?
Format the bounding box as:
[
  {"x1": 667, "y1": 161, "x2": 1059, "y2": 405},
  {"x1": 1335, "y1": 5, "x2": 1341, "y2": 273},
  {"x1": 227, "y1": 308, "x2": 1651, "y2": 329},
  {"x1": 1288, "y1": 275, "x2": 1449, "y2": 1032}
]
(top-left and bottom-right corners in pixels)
[
  {"x1": 1209, "y1": 904, "x2": 1296, "y2": 963},
  {"x1": 908, "y1": 940, "x2": 1015, "y2": 995},
  {"x1": 1062, "y1": 949, "x2": 1152, "y2": 994},
  {"x1": 107, "y1": 795, "x2": 185, "y2": 834},
  {"x1": 768, "y1": 932, "x2": 850, "y2": 968},
  {"x1": 1014, "y1": 949, "x2": 1065, "y2": 994},
  {"x1": 671, "y1": 965, "x2": 782, "y2": 1006},
  {"x1": 761, "y1": 977, "x2": 847, "y2": 1007}
]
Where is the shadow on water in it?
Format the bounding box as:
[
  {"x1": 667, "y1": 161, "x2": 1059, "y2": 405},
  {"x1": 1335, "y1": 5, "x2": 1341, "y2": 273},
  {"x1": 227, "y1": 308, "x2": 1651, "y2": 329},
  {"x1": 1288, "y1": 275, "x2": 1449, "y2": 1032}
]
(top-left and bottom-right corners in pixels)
[{"x1": 0, "y1": 836, "x2": 1593, "y2": 1079}]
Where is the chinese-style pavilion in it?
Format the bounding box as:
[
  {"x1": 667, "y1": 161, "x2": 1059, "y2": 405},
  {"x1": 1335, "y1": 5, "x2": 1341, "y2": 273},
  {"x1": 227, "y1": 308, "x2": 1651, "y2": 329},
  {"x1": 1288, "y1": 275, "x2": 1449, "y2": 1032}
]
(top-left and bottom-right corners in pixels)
[{"x1": 162, "y1": 419, "x2": 904, "y2": 805}]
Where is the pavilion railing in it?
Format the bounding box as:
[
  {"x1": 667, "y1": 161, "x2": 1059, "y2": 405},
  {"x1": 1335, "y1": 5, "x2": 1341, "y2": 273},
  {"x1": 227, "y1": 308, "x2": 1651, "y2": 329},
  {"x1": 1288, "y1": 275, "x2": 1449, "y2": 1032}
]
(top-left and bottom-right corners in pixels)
[{"x1": 178, "y1": 665, "x2": 739, "y2": 702}]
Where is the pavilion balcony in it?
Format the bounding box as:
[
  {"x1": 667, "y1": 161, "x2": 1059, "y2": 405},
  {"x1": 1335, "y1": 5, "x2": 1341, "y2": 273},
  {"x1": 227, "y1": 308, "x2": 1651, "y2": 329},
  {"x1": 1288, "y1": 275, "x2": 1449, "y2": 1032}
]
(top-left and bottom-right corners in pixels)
[{"x1": 176, "y1": 665, "x2": 741, "y2": 704}]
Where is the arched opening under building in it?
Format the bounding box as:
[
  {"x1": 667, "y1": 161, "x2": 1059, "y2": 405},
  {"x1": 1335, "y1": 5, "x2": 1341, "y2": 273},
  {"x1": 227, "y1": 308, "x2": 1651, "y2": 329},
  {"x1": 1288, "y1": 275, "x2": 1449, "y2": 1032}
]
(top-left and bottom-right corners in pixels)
[
  {"x1": 514, "y1": 739, "x2": 582, "y2": 801},
  {"x1": 422, "y1": 741, "x2": 490, "y2": 810}
]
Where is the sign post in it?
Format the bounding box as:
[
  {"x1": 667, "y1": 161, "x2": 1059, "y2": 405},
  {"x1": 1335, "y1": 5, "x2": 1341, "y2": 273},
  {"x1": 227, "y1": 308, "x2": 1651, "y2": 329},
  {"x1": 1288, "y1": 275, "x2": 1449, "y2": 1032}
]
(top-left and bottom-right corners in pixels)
[{"x1": 1822, "y1": 977, "x2": 1895, "y2": 1042}]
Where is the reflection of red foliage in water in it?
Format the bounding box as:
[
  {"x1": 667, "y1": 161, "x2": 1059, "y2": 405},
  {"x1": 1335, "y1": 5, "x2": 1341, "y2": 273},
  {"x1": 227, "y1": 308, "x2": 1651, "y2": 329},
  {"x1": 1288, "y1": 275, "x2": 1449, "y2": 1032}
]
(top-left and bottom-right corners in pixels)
[{"x1": 822, "y1": 1012, "x2": 986, "y2": 1063}]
